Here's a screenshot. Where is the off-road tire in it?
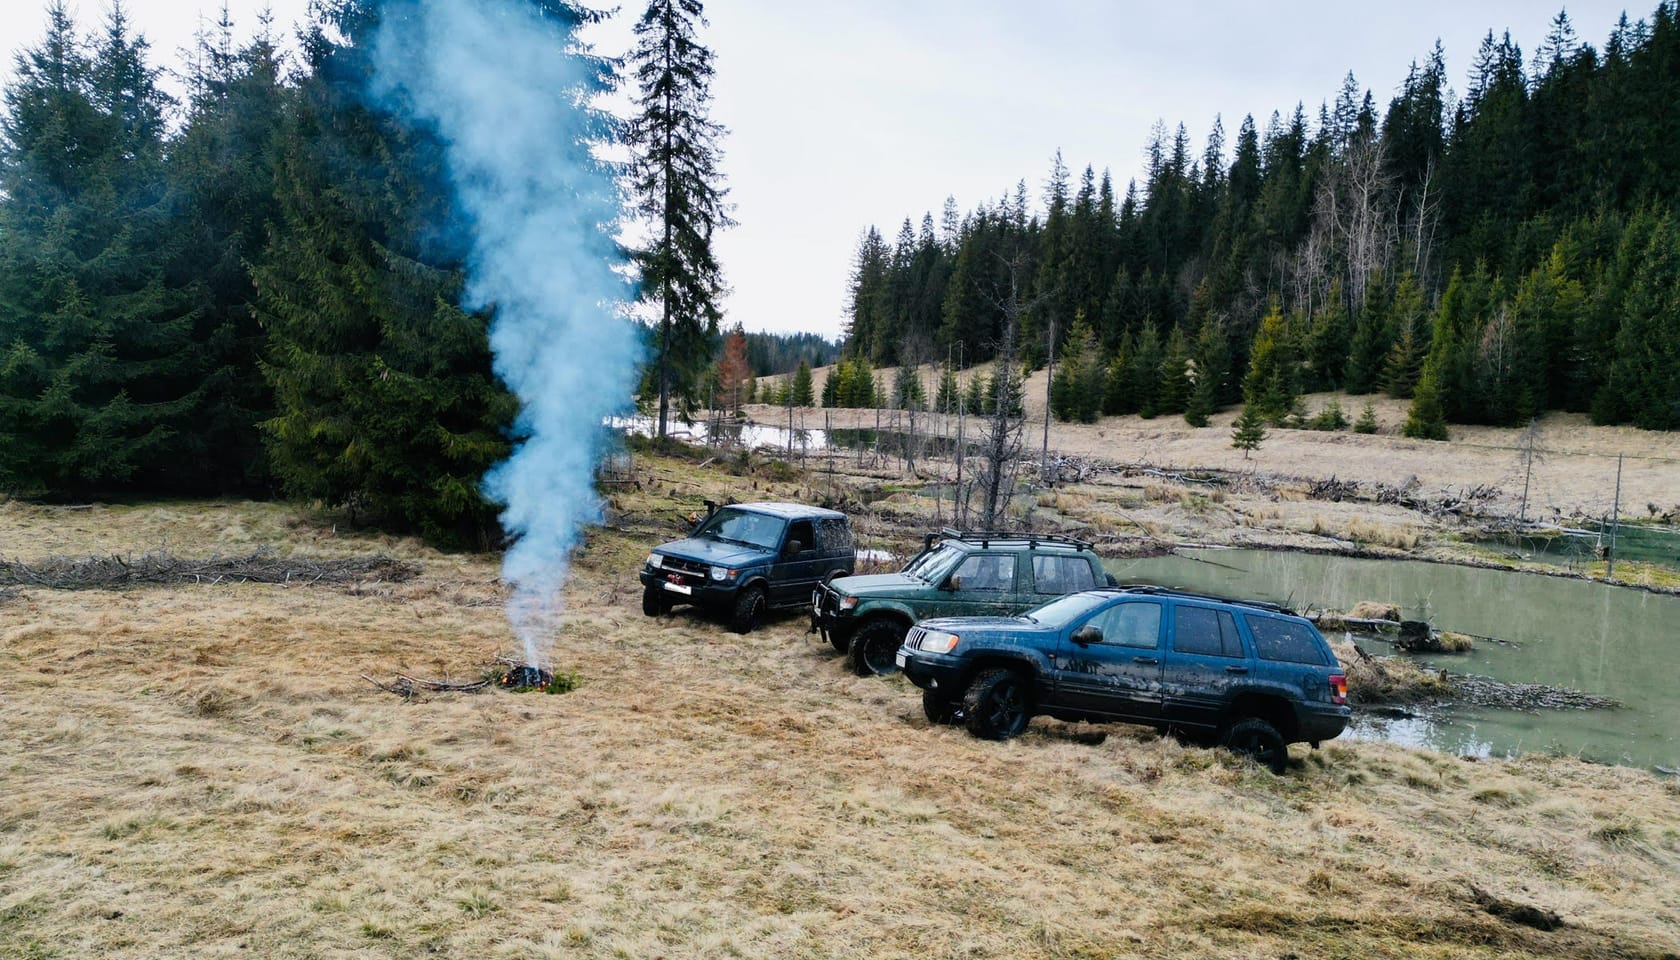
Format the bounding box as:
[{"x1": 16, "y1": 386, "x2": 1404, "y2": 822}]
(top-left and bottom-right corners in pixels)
[
  {"x1": 641, "y1": 585, "x2": 670, "y2": 617},
  {"x1": 729, "y1": 585, "x2": 766, "y2": 634},
  {"x1": 963, "y1": 668, "x2": 1031, "y2": 740},
  {"x1": 846, "y1": 619, "x2": 906, "y2": 676},
  {"x1": 1221, "y1": 717, "x2": 1288, "y2": 774},
  {"x1": 922, "y1": 688, "x2": 963, "y2": 725}
]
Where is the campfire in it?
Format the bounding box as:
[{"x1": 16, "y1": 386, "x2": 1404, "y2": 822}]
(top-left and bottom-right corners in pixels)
[{"x1": 499, "y1": 664, "x2": 555, "y2": 690}]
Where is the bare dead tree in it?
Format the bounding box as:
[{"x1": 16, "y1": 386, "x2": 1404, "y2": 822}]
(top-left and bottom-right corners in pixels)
[
  {"x1": 977, "y1": 251, "x2": 1037, "y2": 530},
  {"x1": 1517, "y1": 417, "x2": 1545, "y2": 521}
]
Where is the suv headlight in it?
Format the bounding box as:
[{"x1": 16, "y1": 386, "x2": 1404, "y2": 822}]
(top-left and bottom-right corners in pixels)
[
  {"x1": 917, "y1": 630, "x2": 960, "y2": 653},
  {"x1": 646, "y1": 553, "x2": 662, "y2": 569},
  {"x1": 709, "y1": 565, "x2": 738, "y2": 581},
  {"x1": 837, "y1": 595, "x2": 859, "y2": 611}
]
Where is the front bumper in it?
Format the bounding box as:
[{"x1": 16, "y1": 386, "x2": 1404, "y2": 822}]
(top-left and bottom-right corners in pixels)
[
  {"x1": 899, "y1": 647, "x2": 967, "y2": 692},
  {"x1": 809, "y1": 585, "x2": 857, "y2": 642},
  {"x1": 639, "y1": 568, "x2": 737, "y2": 607}
]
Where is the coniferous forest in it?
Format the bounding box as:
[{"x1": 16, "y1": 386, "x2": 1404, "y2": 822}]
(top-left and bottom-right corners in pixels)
[
  {"x1": 2, "y1": 1, "x2": 1678, "y2": 548},
  {"x1": 843, "y1": 5, "x2": 1680, "y2": 437}
]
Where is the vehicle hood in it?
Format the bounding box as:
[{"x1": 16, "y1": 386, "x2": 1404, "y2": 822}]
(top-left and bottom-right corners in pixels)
[
  {"x1": 829, "y1": 572, "x2": 929, "y2": 596},
  {"x1": 654, "y1": 537, "x2": 766, "y2": 567},
  {"x1": 916, "y1": 615, "x2": 1045, "y2": 633}
]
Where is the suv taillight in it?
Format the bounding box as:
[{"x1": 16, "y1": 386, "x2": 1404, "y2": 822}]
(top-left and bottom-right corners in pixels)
[{"x1": 1328, "y1": 673, "x2": 1348, "y2": 705}]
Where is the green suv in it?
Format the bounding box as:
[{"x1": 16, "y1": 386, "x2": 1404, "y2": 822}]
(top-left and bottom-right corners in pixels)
[{"x1": 811, "y1": 529, "x2": 1114, "y2": 676}]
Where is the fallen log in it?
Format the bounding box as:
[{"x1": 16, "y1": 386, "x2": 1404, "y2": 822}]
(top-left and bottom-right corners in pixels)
[{"x1": 0, "y1": 548, "x2": 419, "y2": 590}]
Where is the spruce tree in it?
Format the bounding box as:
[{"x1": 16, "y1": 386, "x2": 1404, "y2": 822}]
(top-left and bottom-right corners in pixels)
[
  {"x1": 626, "y1": 0, "x2": 732, "y2": 438},
  {"x1": 1242, "y1": 303, "x2": 1299, "y2": 424},
  {"x1": 1231, "y1": 405, "x2": 1266, "y2": 457},
  {"x1": 934, "y1": 362, "x2": 959, "y2": 413},
  {"x1": 1157, "y1": 326, "x2": 1191, "y2": 415},
  {"x1": 1354, "y1": 400, "x2": 1379, "y2": 433},
  {"x1": 0, "y1": 2, "x2": 206, "y2": 497},
  {"x1": 789, "y1": 359, "x2": 815, "y2": 407}
]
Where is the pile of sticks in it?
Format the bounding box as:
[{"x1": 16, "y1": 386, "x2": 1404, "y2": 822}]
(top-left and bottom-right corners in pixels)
[
  {"x1": 362, "y1": 673, "x2": 490, "y2": 699},
  {"x1": 0, "y1": 548, "x2": 420, "y2": 590}
]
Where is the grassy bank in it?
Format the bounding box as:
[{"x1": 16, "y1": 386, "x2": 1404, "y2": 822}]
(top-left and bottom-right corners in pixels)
[{"x1": 2, "y1": 466, "x2": 1679, "y2": 959}]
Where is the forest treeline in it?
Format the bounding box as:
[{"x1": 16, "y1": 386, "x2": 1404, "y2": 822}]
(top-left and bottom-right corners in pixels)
[
  {"x1": 0, "y1": 0, "x2": 815, "y2": 543},
  {"x1": 841, "y1": 5, "x2": 1680, "y2": 435}
]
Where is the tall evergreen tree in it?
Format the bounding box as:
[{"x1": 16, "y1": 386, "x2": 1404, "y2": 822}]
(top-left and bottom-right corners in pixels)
[{"x1": 626, "y1": 0, "x2": 732, "y2": 438}]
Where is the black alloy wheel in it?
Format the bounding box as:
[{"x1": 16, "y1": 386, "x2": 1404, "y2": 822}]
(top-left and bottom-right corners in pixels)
[
  {"x1": 846, "y1": 619, "x2": 905, "y2": 676},
  {"x1": 1221, "y1": 717, "x2": 1288, "y2": 774},
  {"x1": 964, "y1": 668, "x2": 1031, "y2": 740}
]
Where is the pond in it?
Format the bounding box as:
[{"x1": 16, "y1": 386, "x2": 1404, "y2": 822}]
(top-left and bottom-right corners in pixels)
[{"x1": 1106, "y1": 548, "x2": 1680, "y2": 771}]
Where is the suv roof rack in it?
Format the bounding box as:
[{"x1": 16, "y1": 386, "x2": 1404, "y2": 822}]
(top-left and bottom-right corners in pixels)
[
  {"x1": 937, "y1": 527, "x2": 1093, "y2": 551},
  {"x1": 1112, "y1": 584, "x2": 1295, "y2": 616}
]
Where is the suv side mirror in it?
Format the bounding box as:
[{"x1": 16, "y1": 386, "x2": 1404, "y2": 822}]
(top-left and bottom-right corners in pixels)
[
  {"x1": 942, "y1": 575, "x2": 962, "y2": 592},
  {"x1": 1071, "y1": 624, "x2": 1102, "y2": 646},
  {"x1": 783, "y1": 539, "x2": 803, "y2": 556}
]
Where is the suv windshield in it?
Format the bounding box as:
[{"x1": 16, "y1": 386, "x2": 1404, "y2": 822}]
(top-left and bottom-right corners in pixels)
[
  {"x1": 1022, "y1": 591, "x2": 1111, "y2": 627},
  {"x1": 903, "y1": 543, "x2": 966, "y2": 583},
  {"x1": 693, "y1": 508, "x2": 786, "y2": 550}
]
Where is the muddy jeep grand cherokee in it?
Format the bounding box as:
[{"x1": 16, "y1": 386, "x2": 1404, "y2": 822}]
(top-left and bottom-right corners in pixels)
[
  {"x1": 812, "y1": 529, "x2": 1115, "y2": 676},
  {"x1": 899, "y1": 586, "x2": 1350, "y2": 773},
  {"x1": 641, "y1": 502, "x2": 854, "y2": 633}
]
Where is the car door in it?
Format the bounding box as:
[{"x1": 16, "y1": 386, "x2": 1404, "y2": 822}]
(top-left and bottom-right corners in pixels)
[
  {"x1": 1160, "y1": 602, "x2": 1248, "y2": 731},
  {"x1": 941, "y1": 552, "x2": 1020, "y2": 618},
  {"x1": 1052, "y1": 599, "x2": 1164, "y2": 722},
  {"x1": 770, "y1": 519, "x2": 821, "y2": 605}
]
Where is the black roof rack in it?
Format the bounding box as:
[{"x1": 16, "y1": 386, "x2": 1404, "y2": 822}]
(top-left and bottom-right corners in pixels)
[
  {"x1": 936, "y1": 527, "x2": 1094, "y2": 552},
  {"x1": 1110, "y1": 584, "x2": 1295, "y2": 616}
]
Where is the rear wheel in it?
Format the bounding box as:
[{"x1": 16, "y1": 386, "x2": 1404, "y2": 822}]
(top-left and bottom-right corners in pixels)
[
  {"x1": 729, "y1": 585, "x2": 766, "y2": 634},
  {"x1": 641, "y1": 585, "x2": 670, "y2": 617},
  {"x1": 1221, "y1": 717, "x2": 1288, "y2": 774},
  {"x1": 846, "y1": 619, "x2": 906, "y2": 676},
  {"x1": 922, "y1": 688, "x2": 963, "y2": 725},
  {"x1": 964, "y1": 668, "x2": 1031, "y2": 740}
]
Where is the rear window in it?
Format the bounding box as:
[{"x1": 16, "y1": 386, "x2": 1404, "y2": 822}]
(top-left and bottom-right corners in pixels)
[
  {"x1": 1172, "y1": 606, "x2": 1244, "y2": 658},
  {"x1": 1243, "y1": 614, "x2": 1330, "y2": 665},
  {"x1": 1032, "y1": 554, "x2": 1098, "y2": 595},
  {"x1": 815, "y1": 518, "x2": 852, "y2": 554}
]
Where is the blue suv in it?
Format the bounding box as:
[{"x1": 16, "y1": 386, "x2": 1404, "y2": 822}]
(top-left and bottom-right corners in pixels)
[
  {"x1": 897, "y1": 586, "x2": 1349, "y2": 772},
  {"x1": 640, "y1": 502, "x2": 855, "y2": 633}
]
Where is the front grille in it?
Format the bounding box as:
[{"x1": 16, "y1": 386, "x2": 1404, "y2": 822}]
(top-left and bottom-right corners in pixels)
[
  {"x1": 905, "y1": 626, "x2": 929, "y2": 649},
  {"x1": 658, "y1": 555, "x2": 709, "y2": 577}
]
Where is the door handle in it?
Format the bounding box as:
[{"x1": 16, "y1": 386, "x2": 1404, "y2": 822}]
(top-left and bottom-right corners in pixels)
[
  {"x1": 1132, "y1": 656, "x2": 1158, "y2": 665},
  {"x1": 1225, "y1": 665, "x2": 1248, "y2": 674}
]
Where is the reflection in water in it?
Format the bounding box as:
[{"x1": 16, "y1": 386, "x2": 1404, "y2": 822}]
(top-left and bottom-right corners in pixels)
[
  {"x1": 608, "y1": 415, "x2": 829, "y2": 451},
  {"x1": 1110, "y1": 548, "x2": 1680, "y2": 770}
]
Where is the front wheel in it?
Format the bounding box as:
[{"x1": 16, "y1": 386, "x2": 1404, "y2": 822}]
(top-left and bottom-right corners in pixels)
[
  {"x1": 846, "y1": 619, "x2": 906, "y2": 676},
  {"x1": 729, "y1": 585, "x2": 766, "y2": 634},
  {"x1": 964, "y1": 668, "x2": 1032, "y2": 740},
  {"x1": 641, "y1": 585, "x2": 670, "y2": 617},
  {"x1": 1221, "y1": 717, "x2": 1288, "y2": 774}
]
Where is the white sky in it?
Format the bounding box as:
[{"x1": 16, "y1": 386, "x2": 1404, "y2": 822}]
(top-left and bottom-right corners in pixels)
[{"x1": 1, "y1": 0, "x2": 1643, "y2": 338}]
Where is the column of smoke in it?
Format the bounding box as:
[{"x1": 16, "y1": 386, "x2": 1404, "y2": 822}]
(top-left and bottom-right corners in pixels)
[{"x1": 372, "y1": 0, "x2": 638, "y2": 667}]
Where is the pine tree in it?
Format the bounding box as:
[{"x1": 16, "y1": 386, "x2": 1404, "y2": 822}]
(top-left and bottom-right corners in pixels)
[
  {"x1": 1157, "y1": 326, "x2": 1191, "y2": 415},
  {"x1": 789, "y1": 358, "x2": 815, "y2": 407},
  {"x1": 0, "y1": 2, "x2": 208, "y2": 497},
  {"x1": 1242, "y1": 302, "x2": 1299, "y2": 424},
  {"x1": 1231, "y1": 405, "x2": 1266, "y2": 457},
  {"x1": 934, "y1": 362, "x2": 959, "y2": 413},
  {"x1": 626, "y1": 0, "x2": 732, "y2": 438},
  {"x1": 1354, "y1": 400, "x2": 1379, "y2": 433},
  {"x1": 252, "y1": 1, "x2": 515, "y2": 546}
]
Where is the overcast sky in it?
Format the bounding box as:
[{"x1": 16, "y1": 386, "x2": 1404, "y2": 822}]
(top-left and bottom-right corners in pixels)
[{"x1": 2, "y1": 1, "x2": 1643, "y2": 338}]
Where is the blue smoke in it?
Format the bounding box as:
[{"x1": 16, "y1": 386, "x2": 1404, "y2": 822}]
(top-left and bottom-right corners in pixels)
[{"x1": 371, "y1": 0, "x2": 638, "y2": 666}]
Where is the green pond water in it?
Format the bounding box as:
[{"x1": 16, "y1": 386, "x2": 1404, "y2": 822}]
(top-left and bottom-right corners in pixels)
[{"x1": 1106, "y1": 549, "x2": 1680, "y2": 771}]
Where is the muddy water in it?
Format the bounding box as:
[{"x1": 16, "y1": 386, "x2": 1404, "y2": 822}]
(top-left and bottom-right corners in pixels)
[{"x1": 1107, "y1": 549, "x2": 1680, "y2": 770}]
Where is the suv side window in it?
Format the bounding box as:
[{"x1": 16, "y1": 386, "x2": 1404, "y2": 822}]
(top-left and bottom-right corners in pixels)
[
  {"x1": 1087, "y1": 601, "x2": 1162, "y2": 648},
  {"x1": 1032, "y1": 554, "x2": 1097, "y2": 595},
  {"x1": 952, "y1": 554, "x2": 1015, "y2": 593},
  {"x1": 1172, "y1": 606, "x2": 1244, "y2": 658},
  {"x1": 1243, "y1": 614, "x2": 1330, "y2": 665},
  {"x1": 785, "y1": 520, "x2": 815, "y2": 555},
  {"x1": 815, "y1": 518, "x2": 852, "y2": 555}
]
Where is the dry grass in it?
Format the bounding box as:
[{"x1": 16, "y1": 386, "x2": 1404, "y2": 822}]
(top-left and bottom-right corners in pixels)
[{"x1": 3, "y1": 480, "x2": 1679, "y2": 959}]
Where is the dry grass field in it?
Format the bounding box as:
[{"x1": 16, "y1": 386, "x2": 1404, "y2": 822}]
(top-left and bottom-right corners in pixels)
[{"x1": 4, "y1": 468, "x2": 1680, "y2": 960}]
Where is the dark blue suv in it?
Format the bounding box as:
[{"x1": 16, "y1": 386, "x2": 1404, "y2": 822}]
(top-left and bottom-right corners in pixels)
[
  {"x1": 898, "y1": 586, "x2": 1349, "y2": 772},
  {"x1": 640, "y1": 502, "x2": 854, "y2": 633}
]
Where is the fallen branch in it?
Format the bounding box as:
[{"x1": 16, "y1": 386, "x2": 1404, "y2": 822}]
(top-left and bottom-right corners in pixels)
[
  {"x1": 362, "y1": 673, "x2": 490, "y2": 699},
  {"x1": 0, "y1": 548, "x2": 419, "y2": 590}
]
